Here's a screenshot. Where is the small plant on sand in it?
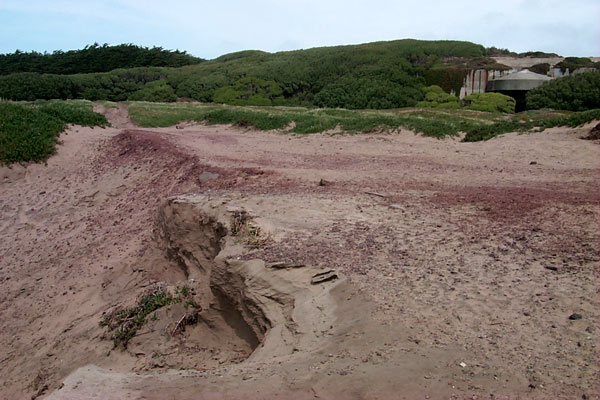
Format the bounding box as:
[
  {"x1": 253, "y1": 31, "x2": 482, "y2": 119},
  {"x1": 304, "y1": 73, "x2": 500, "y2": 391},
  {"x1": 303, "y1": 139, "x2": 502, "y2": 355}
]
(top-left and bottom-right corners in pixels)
[
  {"x1": 99, "y1": 286, "x2": 175, "y2": 348},
  {"x1": 231, "y1": 210, "x2": 269, "y2": 248},
  {"x1": 99, "y1": 284, "x2": 201, "y2": 348},
  {"x1": 176, "y1": 285, "x2": 190, "y2": 298}
]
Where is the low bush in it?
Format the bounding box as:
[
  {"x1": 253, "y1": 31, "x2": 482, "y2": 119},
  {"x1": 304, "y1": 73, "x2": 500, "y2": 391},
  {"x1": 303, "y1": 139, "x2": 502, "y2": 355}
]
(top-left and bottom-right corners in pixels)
[
  {"x1": 556, "y1": 57, "x2": 595, "y2": 73},
  {"x1": 526, "y1": 71, "x2": 600, "y2": 111},
  {"x1": 416, "y1": 85, "x2": 460, "y2": 109},
  {"x1": 0, "y1": 72, "x2": 77, "y2": 101},
  {"x1": 462, "y1": 92, "x2": 516, "y2": 113},
  {"x1": 529, "y1": 63, "x2": 551, "y2": 75},
  {"x1": 213, "y1": 77, "x2": 284, "y2": 106},
  {"x1": 128, "y1": 81, "x2": 177, "y2": 102}
]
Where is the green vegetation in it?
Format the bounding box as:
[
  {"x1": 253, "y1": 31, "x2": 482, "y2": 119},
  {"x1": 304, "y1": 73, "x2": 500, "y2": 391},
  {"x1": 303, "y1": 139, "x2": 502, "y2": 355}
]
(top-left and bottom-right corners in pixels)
[
  {"x1": 127, "y1": 101, "x2": 600, "y2": 142},
  {"x1": 35, "y1": 99, "x2": 110, "y2": 126},
  {"x1": 416, "y1": 85, "x2": 460, "y2": 109},
  {"x1": 174, "y1": 39, "x2": 491, "y2": 109},
  {"x1": 415, "y1": 87, "x2": 515, "y2": 113},
  {"x1": 128, "y1": 80, "x2": 177, "y2": 102},
  {"x1": 462, "y1": 109, "x2": 600, "y2": 142},
  {"x1": 99, "y1": 285, "x2": 197, "y2": 349},
  {"x1": 462, "y1": 92, "x2": 516, "y2": 113},
  {"x1": 127, "y1": 102, "x2": 476, "y2": 137},
  {"x1": 0, "y1": 102, "x2": 65, "y2": 163},
  {"x1": 526, "y1": 71, "x2": 600, "y2": 111},
  {"x1": 529, "y1": 63, "x2": 551, "y2": 75},
  {"x1": 3, "y1": 94, "x2": 595, "y2": 167},
  {"x1": 519, "y1": 51, "x2": 560, "y2": 58},
  {"x1": 213, "y1": 77, "x2": 284, "y2": 106},
  {"x1": 0, "y1": 100, "x2": 108, "y2": 163},
  {"x1": 555, "y1": 57, "x2": 596, "y2": 73},
  {"x1": 0, "y1": 43, "x2": 203, "y2": 75},
  {"x1": 0, "y1": 39, "x2": 507, "y2": 109},
  {"x1": 424, "y1": 67, "x2": 469, "y2": 96},
  {"x1": 100, "y1": 287, "x2": 174, "y2": 349},
  {"x1": 0, "y1": 67, "x2": 169, "y2": 101},
  {"x1": 483, "y1": 47, "x2": 559, "y2": 58}
]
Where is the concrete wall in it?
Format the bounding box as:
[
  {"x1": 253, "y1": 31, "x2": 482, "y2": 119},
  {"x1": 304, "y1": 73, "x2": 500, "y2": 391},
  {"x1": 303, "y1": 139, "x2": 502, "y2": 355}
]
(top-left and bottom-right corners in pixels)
[{"x1": 458, "y1": 69, "x2": 516, "y2": 98}]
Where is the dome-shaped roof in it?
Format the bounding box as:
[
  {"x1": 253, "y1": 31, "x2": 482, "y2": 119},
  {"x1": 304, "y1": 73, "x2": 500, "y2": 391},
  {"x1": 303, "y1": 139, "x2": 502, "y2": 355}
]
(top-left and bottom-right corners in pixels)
[
  {"x1": 491, "y1": 69, "x2": 552, "y2": 81},
  {"x1": 487, "y1": 69, "x2": 553, "y2": 91}
]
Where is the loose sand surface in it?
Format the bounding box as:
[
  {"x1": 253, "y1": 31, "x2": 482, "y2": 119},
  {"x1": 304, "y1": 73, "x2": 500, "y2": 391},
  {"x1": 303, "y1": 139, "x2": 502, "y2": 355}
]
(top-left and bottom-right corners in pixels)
[{"x1": 1, "y1": 106, "x2": 599, "y2": 399}]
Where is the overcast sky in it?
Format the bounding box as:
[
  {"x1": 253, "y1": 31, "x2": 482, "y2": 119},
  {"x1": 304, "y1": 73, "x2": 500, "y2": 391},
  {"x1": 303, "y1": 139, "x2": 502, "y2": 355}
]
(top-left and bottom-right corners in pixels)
[{"x1": 1, "y1": 0, "x2": 598, "y2": 59}]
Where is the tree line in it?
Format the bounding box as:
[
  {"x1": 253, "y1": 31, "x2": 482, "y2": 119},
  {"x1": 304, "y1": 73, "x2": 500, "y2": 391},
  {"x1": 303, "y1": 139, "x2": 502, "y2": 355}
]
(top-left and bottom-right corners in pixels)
[{"x1": 0, "y1": 43, "x2": 203, "y2": 75}]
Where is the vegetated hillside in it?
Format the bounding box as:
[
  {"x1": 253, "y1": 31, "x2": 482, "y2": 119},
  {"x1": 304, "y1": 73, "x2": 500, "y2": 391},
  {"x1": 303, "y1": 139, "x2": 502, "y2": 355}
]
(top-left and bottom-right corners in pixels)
[
  {"x1": 0, "y1": 43, "x2": 204, "y2": 75},
  {"x1": 0, "y1": 40, "x2": 509, "y2": 109}
]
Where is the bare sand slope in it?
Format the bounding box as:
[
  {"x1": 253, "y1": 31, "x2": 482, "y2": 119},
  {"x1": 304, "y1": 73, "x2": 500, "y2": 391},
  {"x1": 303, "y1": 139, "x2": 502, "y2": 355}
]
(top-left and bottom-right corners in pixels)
[{"x1": 0, "y1": 112, "x2": 599, "y2": 400}]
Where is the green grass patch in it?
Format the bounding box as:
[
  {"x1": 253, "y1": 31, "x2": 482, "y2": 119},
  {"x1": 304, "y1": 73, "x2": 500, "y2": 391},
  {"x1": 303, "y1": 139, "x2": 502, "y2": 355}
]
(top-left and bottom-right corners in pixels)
[
  {"x1": 462, "y1": 109, "x2": 600, "y2": 142},
  {"x1": 0, "y1": 100, "x2": 108, "y2": 163},
  {"x1": 126, "y1": 102, "x2": 476, "y2": 137},
  {"x1": 34, "y1": 99, "x2": 109, "y2": 127},
  {"x1": 126, "y1": 101, "x2": 600, "y2": 142},
  {"x1": 0, "y1": 102, "x2": 65, "y2": 163}
]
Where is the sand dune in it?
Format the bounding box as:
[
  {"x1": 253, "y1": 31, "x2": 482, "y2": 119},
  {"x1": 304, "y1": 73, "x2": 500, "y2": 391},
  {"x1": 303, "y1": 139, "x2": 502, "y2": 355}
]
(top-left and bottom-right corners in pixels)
[{"x1": 1, "y1": 111, "x2": 598, "y2": 399}]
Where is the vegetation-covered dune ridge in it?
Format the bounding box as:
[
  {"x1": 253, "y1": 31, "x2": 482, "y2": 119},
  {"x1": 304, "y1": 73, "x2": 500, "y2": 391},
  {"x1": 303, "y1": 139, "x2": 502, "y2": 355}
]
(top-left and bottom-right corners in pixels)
[{"x1": 0, "y1": 40, "x2": 509, "y2": 109}]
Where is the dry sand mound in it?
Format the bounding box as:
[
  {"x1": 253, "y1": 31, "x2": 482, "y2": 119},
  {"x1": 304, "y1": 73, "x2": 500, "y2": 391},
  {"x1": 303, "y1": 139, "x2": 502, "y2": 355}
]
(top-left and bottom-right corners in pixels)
[{"x1": 1, "y1": 113, "x2": 599, "y2": 399}]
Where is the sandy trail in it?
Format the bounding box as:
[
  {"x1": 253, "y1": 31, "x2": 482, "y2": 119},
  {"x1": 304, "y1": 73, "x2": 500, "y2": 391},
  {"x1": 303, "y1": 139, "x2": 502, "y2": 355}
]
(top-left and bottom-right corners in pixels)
[{"x1": 0, "y1": 112, "x2": 598, "y2": 399}]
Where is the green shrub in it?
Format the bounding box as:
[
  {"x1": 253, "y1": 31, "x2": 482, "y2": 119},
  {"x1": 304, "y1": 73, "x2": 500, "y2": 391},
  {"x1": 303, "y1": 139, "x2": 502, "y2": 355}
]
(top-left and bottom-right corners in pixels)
[
  {"x1": 463, "y1": 92, "x2": 516, "y2": 113},
  {"x1": 416, "y1": 85, "x2": 460, "y2": 109},
  {"x1": 175, "y1": 75, "x2": 230, "y2": 102},
  {"x1": 128, "y1": 80, "x2": 177, "y2": 102},
  {"x1": 526, "y1": 71, "x2": 600, "y2": 111},
  {"x1": 529, "y1": 63, "x2": 551, "y2": 75},
  {"x1": 314, "y1": 75, "x2": 423, "y2": 109},
  {"x1": 213, "y1": 77, "x2": 284, "y2": 106},
  {"x1": 556, "y1": 57, "x2": 595, "y2": 73},
  {"x1": 72, "y1": 67, "x2": 167, "y2": 102},
  {"x1": 0, "y1": 72, "x2": 77, "y2": 101}
]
